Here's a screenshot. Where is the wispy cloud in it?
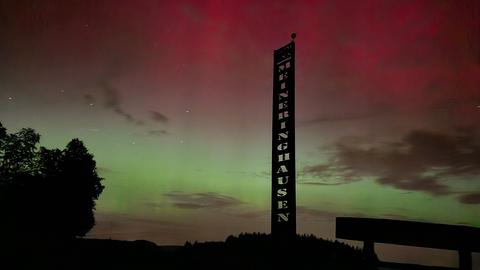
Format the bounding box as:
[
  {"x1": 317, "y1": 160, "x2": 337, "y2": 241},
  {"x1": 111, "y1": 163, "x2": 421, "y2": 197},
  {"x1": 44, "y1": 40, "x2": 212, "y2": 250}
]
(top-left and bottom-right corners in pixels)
[
  {"x1": 149, "y1": 110, "x2": 169, "y2": 124},
  {"x1": 148, "y1": 129, "x2": 169, "y2": 136},
  {"x1": 84, "y1": 85, "x2": 171, "y2": 131},
  {"x1": 299, "y1": 106, "x2": 392, "y2": 127},
  {"x1": 299, "y1": 112, "x2": 380, "y2": 127},
  {"x1": 165, "y1": 191, "x2": 243, "y2": 209},
  {"x1": 100, "y1": 81, "x2": 144, "y2": 125},
  {"x1": 83, "y1": 93, "x2": 96, "y2": 105},
  {"x1": 301, "y1": 164, "x2": 358, "y2": 186}
]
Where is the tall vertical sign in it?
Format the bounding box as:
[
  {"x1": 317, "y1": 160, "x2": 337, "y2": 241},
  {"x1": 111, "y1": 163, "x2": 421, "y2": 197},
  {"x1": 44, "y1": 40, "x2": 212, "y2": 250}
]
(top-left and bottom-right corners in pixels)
[{"x1": 271, "y1": 37, "x2": 296, "y2": 238}]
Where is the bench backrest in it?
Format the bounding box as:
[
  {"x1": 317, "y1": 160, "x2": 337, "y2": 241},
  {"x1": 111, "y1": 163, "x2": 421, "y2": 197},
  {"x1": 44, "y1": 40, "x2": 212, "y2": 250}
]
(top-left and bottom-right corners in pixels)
[{"x1": 336, "y1": 217, "x2": 480, "y2": 252}]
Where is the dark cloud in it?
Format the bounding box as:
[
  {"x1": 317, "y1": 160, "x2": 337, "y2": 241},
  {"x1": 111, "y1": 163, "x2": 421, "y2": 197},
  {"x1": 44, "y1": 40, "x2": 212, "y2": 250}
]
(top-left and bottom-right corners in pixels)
[
  {"x1": 149, "y1": 110, "x2": 169, "y2": 124},
  {"x1": 303, "y1": 129, "x2": 480, "y2": 200},
  {"x1": 148, "y1": 130, "x2": 169, "y2": 136},
  {"x1": 301, "y1": 164, "x2": 358, "y2": 185},
  {"x1": 299, "y1": 109, "x2": 387, "y2": 127},
  {"x1": 299, "y1": 181, "x2": 350, "y2": 186},
  {"x1": 83, "y1": 93, "x2": 95, "y2": 105},
  {"x1": 377, "y1": 175, "x2": 451, "y2": 195},
  {"x1": 165, "y1": 191, "x2": 243, "y2": 209},
  {"x1": 458, "y1": 193, "x2": 480, "y2": 204},
  {"x1": 100, "y1": 81, "x2": 144, "y2": 125},
  {"x1": 88, "y1": 81, "x2": 171, "y2": 130}
]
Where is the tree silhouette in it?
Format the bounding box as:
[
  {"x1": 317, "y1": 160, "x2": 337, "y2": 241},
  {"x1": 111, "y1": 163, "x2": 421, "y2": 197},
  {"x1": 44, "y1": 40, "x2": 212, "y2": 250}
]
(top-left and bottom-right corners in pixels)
[
  {"x1": 58, "y1": 139, "x2": 104, "y2": 237},
  {"x1": 0, "y1": 126, "x2": 40, "y2": 184},
  {"x1": 0, "y1": 122, "x2": 104, "y2": 242}
]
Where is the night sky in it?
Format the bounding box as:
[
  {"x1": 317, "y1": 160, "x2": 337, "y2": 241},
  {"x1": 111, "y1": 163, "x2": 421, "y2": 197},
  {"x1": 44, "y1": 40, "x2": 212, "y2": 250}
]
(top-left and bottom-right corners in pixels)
[{"x1": 1, "y1": 0, "x2": 479, "y2": 267}]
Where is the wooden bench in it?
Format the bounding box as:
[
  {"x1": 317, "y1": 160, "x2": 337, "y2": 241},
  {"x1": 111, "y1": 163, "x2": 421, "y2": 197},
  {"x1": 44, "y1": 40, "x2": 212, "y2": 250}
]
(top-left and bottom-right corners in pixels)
[{"x1": 336, "y1": 217, "x2": 480, "y2": 270}]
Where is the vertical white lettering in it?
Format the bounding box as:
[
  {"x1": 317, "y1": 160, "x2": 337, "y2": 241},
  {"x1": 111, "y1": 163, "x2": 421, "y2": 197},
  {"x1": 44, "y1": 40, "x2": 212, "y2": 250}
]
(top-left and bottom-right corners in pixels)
[
  {"x1": 278, "y1": 131, "x2": 288, "y2": 140},
  {"x1": 278, "y1": 110, "x2": 289, "y2": 120},
  {"x1": 276, "y1": 165, "x2": 288, "y2": 174},
  {"x1": 277, "y1": 200, "x2": 288, "y2": 209},
  {"x1": 279, "y1": 100, "x2": 288, "y2": 110},
  {"x1": 277, "y1": 188, "x2": 287, "y2": 197},
  {"x1": 278, "y1": 153, "x2": 290, "y2": 162},
  {"x1": 277, "y1": 176, "x2": 289, "y2": 185},
  {"x1": 277, "y1": 142, "x2": 288, "y2": 151},
  {"x1": 277, "y1": 213, "x2": 290, "y2": 222}
]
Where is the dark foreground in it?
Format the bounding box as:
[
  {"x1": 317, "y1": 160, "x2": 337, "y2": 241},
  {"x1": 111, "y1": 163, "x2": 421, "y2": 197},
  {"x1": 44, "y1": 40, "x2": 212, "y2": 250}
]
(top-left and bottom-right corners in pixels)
[{"x1": 2, "y1": 233, "x2": 375, "y2": 270}]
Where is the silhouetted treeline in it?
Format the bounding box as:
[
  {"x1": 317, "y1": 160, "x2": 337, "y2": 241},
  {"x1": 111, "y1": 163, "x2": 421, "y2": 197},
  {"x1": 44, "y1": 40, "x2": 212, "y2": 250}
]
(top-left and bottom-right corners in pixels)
[
  {"x1": 0, "y1": 122, "x2": 104, "y2": 264},
  {"x1": 179, "y1": 233, "x2": 372, "y2": 270},
  {"x1": 39, "y1": 233, "x2": 374, "y2": 270}
]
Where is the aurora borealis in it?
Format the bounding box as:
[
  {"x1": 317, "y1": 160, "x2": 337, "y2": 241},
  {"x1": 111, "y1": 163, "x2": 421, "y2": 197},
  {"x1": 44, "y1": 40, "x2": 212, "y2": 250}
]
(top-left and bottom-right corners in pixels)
[{"x1": 1, "y1": 0, "x2": 479, "y2": 267}]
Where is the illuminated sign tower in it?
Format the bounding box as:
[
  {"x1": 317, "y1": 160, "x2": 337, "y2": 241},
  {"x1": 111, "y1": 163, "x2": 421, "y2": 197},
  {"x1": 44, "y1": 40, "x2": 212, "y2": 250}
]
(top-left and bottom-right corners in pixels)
[{"x1": 271, "y1": 34, "x2": 296, "y2": 238}]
